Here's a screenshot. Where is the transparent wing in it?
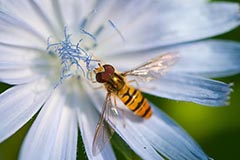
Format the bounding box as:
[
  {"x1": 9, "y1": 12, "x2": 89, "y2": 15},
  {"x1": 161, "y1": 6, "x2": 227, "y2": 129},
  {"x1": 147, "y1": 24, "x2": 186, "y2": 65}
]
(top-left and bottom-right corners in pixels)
[
  {"x1": 92, "y1": 93, "x2": 118, "y2": 156},
  {"x1": 122, "y1": 53, "x2": 179, "y2": 82}
]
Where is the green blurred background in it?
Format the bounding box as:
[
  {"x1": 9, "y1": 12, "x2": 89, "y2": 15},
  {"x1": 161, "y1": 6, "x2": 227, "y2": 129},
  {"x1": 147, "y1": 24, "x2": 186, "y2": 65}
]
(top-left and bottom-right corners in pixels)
[{"x1": 0, "y1": 0, "x2": 240, "y2": 159}]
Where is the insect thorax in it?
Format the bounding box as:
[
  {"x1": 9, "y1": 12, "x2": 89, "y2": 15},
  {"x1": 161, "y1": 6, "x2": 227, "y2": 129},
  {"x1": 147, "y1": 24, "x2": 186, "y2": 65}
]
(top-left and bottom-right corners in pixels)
[{"x1": 104, "y1": 73, "x2": 125, "y2": 94}]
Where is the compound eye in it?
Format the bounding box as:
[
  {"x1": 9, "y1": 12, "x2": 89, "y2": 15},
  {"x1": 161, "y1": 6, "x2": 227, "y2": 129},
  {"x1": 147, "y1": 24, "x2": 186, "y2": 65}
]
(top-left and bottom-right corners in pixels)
[
  {"x1": 103, "y1": 64, "x2": 115, "y2": 74},
  {"x1": 96, "y1": 72, "x2": 109, "y2": 83},
  {"x1": 96, "y1": 73, "x2": 105, "y2": 83}
]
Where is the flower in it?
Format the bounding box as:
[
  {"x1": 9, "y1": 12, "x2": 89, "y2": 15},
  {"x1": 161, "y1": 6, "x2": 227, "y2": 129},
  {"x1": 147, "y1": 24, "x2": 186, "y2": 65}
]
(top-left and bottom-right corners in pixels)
[{"x1": 0, "y1": 0, "x2": 240, "y2": 160}]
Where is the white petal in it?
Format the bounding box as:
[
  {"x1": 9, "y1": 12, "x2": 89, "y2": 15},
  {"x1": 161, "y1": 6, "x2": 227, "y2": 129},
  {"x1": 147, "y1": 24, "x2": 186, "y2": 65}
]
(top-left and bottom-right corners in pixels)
[
  {"x1": 0, "y1": 52, "x2": 47, "y2": 70},
  {"x1": 19, "y1": 88, "x2": 75, "y2": 160},
  {"x1": 0, "y1": 0, "x2": 57, "y2": 41},
  {"x1": 140, "y1": 73, "x2": 231, "y2": 106},
  {"x1": 83, "y1": 82, "x2": 163, "y2": 160},
  {"x1": 0, "y1": 12, "x2": 46, "y2": 48},
  {"x1": 57, "y1": 0, "x2": 94, "y2": 31},
  {"x1": 0, "y1": 10, "x2": 46, "y2": 48},
  {"x1": 135, "y1": 105, "x2": 209, "y2": 160},
  {"x1": 50, "y1": 102, "x2": 78, "y2": 160},
  {"x1": 61, "y1": 0, "x2": 206, "y2": 52},
  {"x1": 75, "y1": 85, "x2": 116, "y2": 160},
  {"x1": 172, "y1": 40, "x2": 240, "y2": 78},
  {"x1": 57, "y1": 0, "x2": 205, "y2": 35},
  {"x1": 27, "y1": 0, "x2": 65, "y2": 35},
  {"x1": 112, "y1": 117, "x2": 164, "y2": 160},
  {"x1": 107, "y1": 40, "x2": 240, "y2": 78},
  {"x1": 84, "y1": 0, "x2": 206, "y2": 33},
  {"x1": 0, "y1": 68, "x2": 43, "y2": 85},
  {"x1": 0, "y1": 45, "x2": 46, "y2": 69},
  {"x1": 0, "y1": 79, "x2": 52, "y2": 142},
  {"x1": 0, "y1": 43, "x2": 56, "y2": 85},
  {"x1": 95, "y1": 2, "x2": 240, "y2": 55}
]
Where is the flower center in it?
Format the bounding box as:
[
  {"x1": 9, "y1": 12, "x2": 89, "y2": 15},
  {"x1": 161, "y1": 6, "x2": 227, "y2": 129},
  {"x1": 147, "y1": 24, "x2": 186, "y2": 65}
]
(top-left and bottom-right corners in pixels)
[{"x1": 47, "y1": 27, "x2": 100, "y2": 86}]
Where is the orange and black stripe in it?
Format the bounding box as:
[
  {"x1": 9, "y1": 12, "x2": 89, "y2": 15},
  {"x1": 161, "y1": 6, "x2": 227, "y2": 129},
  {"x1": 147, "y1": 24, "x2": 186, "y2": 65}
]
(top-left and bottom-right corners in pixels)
[{"x1": 118, "y1": 84, "x2": 152, "y2": 118}]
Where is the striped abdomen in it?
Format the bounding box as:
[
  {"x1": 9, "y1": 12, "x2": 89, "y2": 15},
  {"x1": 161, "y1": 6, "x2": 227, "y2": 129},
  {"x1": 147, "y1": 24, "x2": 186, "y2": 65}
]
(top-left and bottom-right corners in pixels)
[{"x1": 118, "y1": 84, "x2": 152, "y2": 119}]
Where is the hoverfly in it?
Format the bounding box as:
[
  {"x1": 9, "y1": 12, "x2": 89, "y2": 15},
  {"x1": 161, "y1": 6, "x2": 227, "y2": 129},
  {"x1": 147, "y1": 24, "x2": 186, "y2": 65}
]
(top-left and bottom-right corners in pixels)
[{"x1": 92, "y1": 53, "x2": 179, "y2": 156}]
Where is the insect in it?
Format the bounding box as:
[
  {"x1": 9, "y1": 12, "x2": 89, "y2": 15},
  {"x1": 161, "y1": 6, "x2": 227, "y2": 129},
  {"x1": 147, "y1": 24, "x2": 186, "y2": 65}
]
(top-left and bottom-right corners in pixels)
[{"x1": 92, "y1": 53, "x2": 179, "y2": 156}]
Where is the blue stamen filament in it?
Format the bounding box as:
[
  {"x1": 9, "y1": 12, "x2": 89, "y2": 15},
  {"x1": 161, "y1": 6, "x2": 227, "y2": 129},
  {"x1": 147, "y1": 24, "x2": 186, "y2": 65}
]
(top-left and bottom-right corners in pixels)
[{"x1": 47, "y1": 27, "x2": 100, "y2": 86}]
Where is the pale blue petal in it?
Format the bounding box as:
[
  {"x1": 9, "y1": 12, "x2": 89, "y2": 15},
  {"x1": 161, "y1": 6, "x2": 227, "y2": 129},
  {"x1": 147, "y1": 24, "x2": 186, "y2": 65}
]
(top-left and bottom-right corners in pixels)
[
  {"x1": 0, "y1": 79, "x2": 51, "y2": 143},
  {"x1": 140, "y1": 73, "x2": 231, "y2": 106},
  {"x1": 136, "y1": 104, "x2": 209, "y2": 160},
  {"x1": 81, "y1": 0, "x2": 206, "y2": 33},
  {"x1": 0, "y1": 0, "x2": 55, "y2": 40},
  {"x1": 83, "y1": 82, "x2": 163, "y2": 160},
  {"x1": 0, "y1": 11, "x2": 45, "y2": 48},
  {"x1": 20, "y1": 89, "x2": 66, "y2": 160},
  {"x1": 57, "y1": 0, "x2": 95, "y2": 30},
  {"x1": 111, "y1": 117, "x2": 164, "y2": 160},
  {"x1": 172, "y1": 40, "x2": 240, "y2": 78},
  {"x1": 57, "y1": 0, "x2": 205, "y2": 32},
  {"x1": 107, "y1": 40, "x2": 240, "y2": 78},
  {"x1": 0, "y1": 44, "x2": 53, "y2": 85},
  {"x1": 115, "y1": 105, "x2": 210, "y2": 160},
  {"x1": 95, "y1": 2, "x2": 240, "y2": 55},
  {"x1": 57, "y1": 0, "x2": 206, "y2": 52},
  {"x1": 50, "y1": 103, "x2": 78, "y2": 160},
  {"x1": 0, "y1": 68, "x2": 43, "y2": 85},
  {"x1": 75, "y1": 85, "x2": 116, "y2": 160},
  {"x1": 27, "y1": 0, "x2": 65, "y2": 35},
  {"x1": 0, "y1": 44, "x2": 47, "y2": 69}
]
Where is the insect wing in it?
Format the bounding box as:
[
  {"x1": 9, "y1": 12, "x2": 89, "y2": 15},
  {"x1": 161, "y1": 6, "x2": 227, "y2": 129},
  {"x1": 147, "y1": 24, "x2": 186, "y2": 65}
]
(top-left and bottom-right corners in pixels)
[
  {"x1": 92, "y1": 93, "x2": 118, "y2": 156},
  {"x1": 123, "y1": 53, "x2": 179, "y2": 82}
]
